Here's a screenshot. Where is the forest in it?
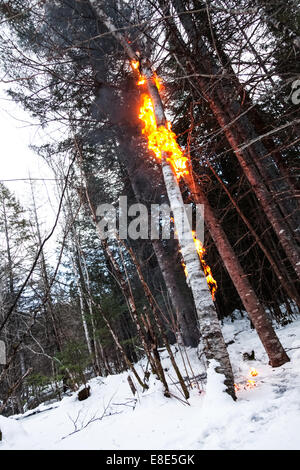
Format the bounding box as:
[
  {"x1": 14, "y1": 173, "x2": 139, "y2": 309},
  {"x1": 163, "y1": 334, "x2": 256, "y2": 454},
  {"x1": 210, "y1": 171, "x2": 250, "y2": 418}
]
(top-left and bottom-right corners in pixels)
[{"x1": 0, "y1": 0, "x2": 299, "y2": 451}]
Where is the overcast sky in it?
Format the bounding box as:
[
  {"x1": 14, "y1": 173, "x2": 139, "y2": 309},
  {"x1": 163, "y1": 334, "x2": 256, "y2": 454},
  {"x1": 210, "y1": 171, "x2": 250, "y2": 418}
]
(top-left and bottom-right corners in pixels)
[{"x1": 0, "y1": 84, "x2": 62, "y2": 255}]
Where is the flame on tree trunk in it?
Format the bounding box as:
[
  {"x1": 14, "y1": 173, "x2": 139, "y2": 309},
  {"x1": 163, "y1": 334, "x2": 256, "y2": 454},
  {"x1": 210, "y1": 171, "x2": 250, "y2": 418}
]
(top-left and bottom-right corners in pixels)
[
  {"x1": 131, "y1": 5, "x2": 290, "y2": 369},
  {"x1": 161, "y1": 156, "x2": 236, "y2": 399},
  {"x1": 182, "y1": 230, "x2": 218, "y2": 302},
  {"x1": 135, "y1": 60, "x2": 236, "y2": 399},
  {"x1": 90, "y1": 2, "x2": 236, "y2": 399},
  {"x1": 134, "y1": 59, "x2": 289, "y2": 368},
  {"x1": 134, "y1": 66, "x2": 218, "y2": 301}
]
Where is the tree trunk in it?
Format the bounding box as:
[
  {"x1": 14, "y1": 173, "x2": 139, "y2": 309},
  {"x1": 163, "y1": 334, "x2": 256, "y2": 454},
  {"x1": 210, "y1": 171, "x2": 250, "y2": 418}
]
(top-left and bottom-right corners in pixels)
[
  {"x1": 185, "y1": 172, "x2": 290, "y2": 367},
  {"x1": 89, "y1": 2, "x2": 236, "y2": 399},
  {"x1": 30, "y1": 182, "x2": 63, "y2": 352},
  {"x1": 161, "y1": 158, "x2": 235, "y2": 398},
  {"x1": 152, "y1": 238, "x2": 199, "y2": 346}
]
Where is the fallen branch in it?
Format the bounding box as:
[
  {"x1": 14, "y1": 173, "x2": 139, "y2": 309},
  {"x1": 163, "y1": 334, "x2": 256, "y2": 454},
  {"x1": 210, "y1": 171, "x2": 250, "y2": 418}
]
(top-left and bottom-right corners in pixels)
[{"x1": 61, "y1": 394, "x2": 120, "y2": 439}]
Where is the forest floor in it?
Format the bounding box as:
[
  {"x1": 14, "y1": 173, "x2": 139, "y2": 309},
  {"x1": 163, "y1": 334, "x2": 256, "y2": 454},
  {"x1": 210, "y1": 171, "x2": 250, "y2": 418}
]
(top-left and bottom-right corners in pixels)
[{"x1": 1, "y1": 315, "x2": 300, "y2": 450}]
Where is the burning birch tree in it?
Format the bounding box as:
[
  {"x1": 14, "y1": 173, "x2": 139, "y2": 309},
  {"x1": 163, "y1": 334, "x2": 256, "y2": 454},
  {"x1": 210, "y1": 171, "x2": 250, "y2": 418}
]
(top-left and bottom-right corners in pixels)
[{"x1": 89, "y1": 1, "x2": 236, "y2": 399}]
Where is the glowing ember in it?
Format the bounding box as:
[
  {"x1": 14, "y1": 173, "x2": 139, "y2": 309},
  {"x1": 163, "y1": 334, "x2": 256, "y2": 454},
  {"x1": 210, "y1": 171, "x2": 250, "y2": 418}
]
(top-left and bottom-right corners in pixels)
[
  {"x1": 234, "y1": 368, "x2": 259, "y2": 392},
  {"x1": 153, "y1": 72, "x2": 163, "y2": 91},
  {"x1": 137, "y1": 77, "x2": 146, "y2": 86},
  {"x1": 234, "y1": 380, "x2": 257, "y2": 392},
  {"x1": 247, "y1": 379, "x2": 256, "y2": 387},
  {"x1": 249, "y1": 367, "x2": 258, "y2": 377}
]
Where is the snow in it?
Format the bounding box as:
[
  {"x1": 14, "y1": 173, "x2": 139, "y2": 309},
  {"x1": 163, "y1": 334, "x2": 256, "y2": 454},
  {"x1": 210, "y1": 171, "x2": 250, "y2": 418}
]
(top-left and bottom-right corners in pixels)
[
  {"x1": 0, "y1": 416, "x2": 28, "y2": 447},
  {"x1": 1, "y1": 316, "x2": 300, "y2": 450}
]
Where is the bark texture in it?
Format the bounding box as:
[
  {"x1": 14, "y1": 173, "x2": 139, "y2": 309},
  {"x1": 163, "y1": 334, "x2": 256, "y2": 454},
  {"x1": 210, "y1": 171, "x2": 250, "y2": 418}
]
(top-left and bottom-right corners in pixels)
[
  {"x1": 90, "y1": 2, "x2": 236, "y2": 399},
  {"x1": 162, "y1": 159, "x2": 235, "y2": 398}
]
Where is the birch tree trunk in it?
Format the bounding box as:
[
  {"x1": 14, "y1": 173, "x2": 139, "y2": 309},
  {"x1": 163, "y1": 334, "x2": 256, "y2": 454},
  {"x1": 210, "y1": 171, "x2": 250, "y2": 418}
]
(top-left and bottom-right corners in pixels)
[
  {"x1": 161, "y1": 157, "x2": 235, "y2": 398},
  {"x1": 71, "y1": 254, "x2": 93, "y2": 357},
  {"x1": 89, "y1": 1, "x2": 236, "y2": 399},
  {"x1": 63, "y1": 188, "x2": 103, "y2": 372},
  {"x1": 80, "y1": 253, "x2": 103, "y2": 374},
  {"x1": 152, "y1": 239, "x2": 200, "y2": 346},
  {"x1": 144, "y1": 70, "x2": 235, "y2": 398}
]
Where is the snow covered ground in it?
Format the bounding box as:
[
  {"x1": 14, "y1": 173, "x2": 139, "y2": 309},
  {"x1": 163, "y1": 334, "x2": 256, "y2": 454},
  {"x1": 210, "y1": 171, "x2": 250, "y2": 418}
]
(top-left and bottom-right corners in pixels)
[{"x1": 1, "y1": 316, "x2": 300, "y2": 450}]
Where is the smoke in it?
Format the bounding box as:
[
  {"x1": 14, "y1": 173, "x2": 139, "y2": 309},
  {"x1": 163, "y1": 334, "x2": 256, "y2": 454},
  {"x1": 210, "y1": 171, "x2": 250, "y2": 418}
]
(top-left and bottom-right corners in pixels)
[{"x1": 91, "y1": 81, "x2": 140, "y2": 128}]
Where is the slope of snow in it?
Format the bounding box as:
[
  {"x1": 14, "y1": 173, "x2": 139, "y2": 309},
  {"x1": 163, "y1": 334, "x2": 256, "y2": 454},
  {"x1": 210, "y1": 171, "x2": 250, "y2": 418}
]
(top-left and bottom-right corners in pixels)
[{"x1": 1, "y1": 316, "x2": 300, "y2": 450}]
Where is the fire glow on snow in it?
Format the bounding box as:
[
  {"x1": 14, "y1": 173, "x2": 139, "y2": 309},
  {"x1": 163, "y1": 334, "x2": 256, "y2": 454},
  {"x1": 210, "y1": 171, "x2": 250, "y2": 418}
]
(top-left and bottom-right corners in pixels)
[{"x1": 234, "y1": 367, "x2": 259, "y2": 392}]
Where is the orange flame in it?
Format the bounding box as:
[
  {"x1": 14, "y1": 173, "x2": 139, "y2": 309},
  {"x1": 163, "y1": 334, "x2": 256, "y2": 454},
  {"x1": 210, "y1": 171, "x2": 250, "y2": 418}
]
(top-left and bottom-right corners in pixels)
[
  {"x1": 131, "y1": 59, "x2": 147, "y2": 86},
  {"x1": 137, "y1": 77, "x2": 146, "y2": 86},
  {"x1": 131, "y1": 59, "x2": 189, "y2": 179},
  {"x1": 247, "y1": 379, "x2": 256, "y2": 387},
  {"x1": 249, "y1": 367, "x2": 258, "y2": 377},
  {"x1": 131, "y1": 59, "x2": 139, "y2": 70},
  {"x1": 153, "y1": 72, "x2": 163, "y2": 92},
  {"x1": 181, "y1": 260, "x2": 188, "y2": 278},
  {"x1": 138, "y1": 95, "x2": 189, "y2": 179},
  {"x1": 235, "y1": 380, "x2": 257, "y2": 392},
  {"x1": 180, "y1": 232, "x2": 217, "y2": 301},
  {"x1": 192, "y1": 231, "x2": 218, "y2": 301}
]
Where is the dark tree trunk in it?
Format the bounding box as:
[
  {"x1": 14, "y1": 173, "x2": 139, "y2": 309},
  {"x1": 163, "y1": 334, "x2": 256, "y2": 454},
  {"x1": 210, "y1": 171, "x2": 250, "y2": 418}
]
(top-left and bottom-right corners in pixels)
[
  {"x1": 152, "y1": 239, "x2": 200, "y2": 346},
  {"x1": 117, "y1": 132, "x2": 200, "y2": 347},
  {"x1": 186, "y1": 173, "x2": 290, "y2": 367}
]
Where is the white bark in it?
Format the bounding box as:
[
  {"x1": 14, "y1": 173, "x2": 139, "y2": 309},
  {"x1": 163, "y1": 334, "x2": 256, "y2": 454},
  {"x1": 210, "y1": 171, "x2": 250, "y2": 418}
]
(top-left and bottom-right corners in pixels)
[
  {"x1": 162, "y1": 159, "x2": 235, "y2": 398},
  {"x1": 70, "y1": 254, "x2": 93, "y2": 357},
  {"x1": 141, "y1": 69, "x2": 235, "y2": 397}
]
